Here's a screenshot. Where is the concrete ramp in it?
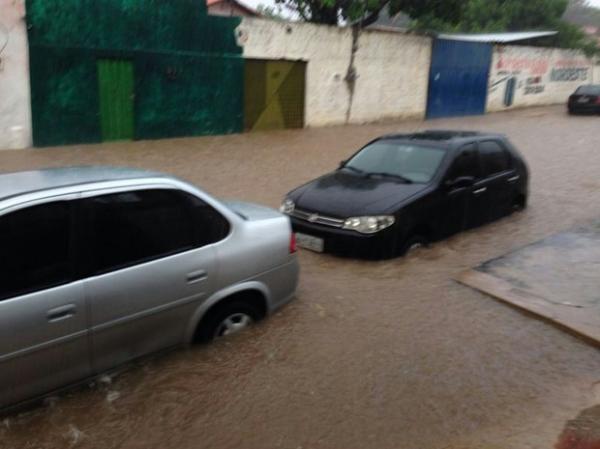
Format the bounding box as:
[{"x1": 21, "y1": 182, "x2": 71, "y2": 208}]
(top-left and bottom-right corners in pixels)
[{"x1": 457, "y1": 223, "x2": 600, "y2": 344}]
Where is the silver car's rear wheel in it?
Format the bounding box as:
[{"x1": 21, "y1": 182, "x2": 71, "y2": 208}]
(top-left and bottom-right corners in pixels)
[
  {"x1": 214, "y1": 312, "x2": 254, "y2": 338},
  {"x1": 195, "y1": 299, "x2": 262, "y2": 343}
]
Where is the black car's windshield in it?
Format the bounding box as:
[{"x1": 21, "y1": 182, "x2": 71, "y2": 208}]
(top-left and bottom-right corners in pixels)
[
  {"x1": 344, "y1": 141, "x2": 446, "y2": 183},
  {"x1": 575, "y1": 85, "x2": 600, "y2": 95}
]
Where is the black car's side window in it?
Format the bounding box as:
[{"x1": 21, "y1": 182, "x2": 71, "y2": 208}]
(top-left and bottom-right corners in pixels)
[
  {"x1": 84, "y1": 189, "x2": 229, "y2": 275},
  {"x1": 479, "y1": 141, "x2": 512, "y2": 177},
  {"x1": 447, "y1": 143, "x2": 480, "y2": 181},
  {"x1": 0, "y1": 201, "x2": 72, "y2": 300}
]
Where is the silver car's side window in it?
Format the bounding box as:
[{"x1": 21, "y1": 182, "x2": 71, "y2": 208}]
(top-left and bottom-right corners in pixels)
[
  {"x1": 0, "y1": 201, "x2": 73, "y2": 300},
  {"x1": 82, "y1": 189, "x2": 229, "y2": 275}
]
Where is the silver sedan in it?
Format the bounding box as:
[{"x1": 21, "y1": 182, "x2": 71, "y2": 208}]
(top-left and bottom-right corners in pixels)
[{"x1": 0, "y1": 166, "x2": 299, "y2": 411}]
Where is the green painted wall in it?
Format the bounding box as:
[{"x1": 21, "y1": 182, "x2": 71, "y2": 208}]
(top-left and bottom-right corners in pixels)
[{"x1": 27, "y1": 0, "x2": 243, "y2": 146}]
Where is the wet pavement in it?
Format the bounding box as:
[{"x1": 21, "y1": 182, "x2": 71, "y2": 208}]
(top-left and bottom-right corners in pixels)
[
  {"x1": 1, "y1": 105, "x2": 600, "y2": 449},
  {"x1": 458, "y1": 221, "x2": 600, "y2": 344}
]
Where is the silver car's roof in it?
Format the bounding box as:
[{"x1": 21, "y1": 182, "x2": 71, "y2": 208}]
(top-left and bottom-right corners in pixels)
[{"x1": 0, "y1": 166, "x2": 169, "y2": 201}]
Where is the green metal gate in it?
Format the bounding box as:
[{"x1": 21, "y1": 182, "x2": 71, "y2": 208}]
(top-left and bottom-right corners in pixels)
[
  {"x1": 244, "y1": 59, "x2": 305, "y2": 131},
  {"x1": 97, "y1": 59, "x2": 134, "y2": 141}
]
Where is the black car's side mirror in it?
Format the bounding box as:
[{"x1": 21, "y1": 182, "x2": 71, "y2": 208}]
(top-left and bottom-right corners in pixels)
[
  {"x1": 339, "y1": 160, "x2": 346, "y2": 168},
  {"x1": 445, "y1": 176, "x2": 474, "y2": 189}
]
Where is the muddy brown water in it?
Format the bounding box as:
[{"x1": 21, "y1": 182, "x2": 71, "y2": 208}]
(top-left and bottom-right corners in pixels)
[{"x1": 1, "y1": 106, "x2": 600, "y2": 449}]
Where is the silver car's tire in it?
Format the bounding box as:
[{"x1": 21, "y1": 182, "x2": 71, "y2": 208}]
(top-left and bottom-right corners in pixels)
[
  {"x1": 213, "y1": 312, "x2": 254, "y2": 338},
  {"x1": 196, "y1": 300, "x2": 261, "y2": 343}
]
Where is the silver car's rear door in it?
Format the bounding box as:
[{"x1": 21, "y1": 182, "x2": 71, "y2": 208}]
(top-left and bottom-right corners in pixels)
[
  {"x1": 80, "y1": 188, "x2": 222, "y2": 374},
  {"x1": 85, "y1": 248, "x2": 217, "y2": 373}
]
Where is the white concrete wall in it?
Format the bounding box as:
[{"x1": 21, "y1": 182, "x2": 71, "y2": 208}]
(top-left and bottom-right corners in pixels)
[
  {"x1": 0, "y1": 0, "x2": 31, "y2": 149},
  {"x1": 593, "y1": 63, "x2": 600, "y2": 83},
  {"x1": 237, "y1": 18, "x2": 431, "y2": 126},
  {"x1": 487, "y1": 45, "x2": 594, "y2": 112},
  {"x1": 350, "y1": 29, "x2": 431, "y2": 123}
]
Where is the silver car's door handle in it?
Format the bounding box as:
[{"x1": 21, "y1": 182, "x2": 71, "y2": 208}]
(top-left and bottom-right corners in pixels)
[
  {"x1": 507, "y1": 175, "x2": 520, "y2": 183},
  {"x1": 187, "y1": 270, "x2": 208, "y2": 284},
  {"x1": 47, "y1": 304, "x2": 76, "y2": 323},
  {"x1": 473, "y1": 187, "x2": 487, "y2": 195}
]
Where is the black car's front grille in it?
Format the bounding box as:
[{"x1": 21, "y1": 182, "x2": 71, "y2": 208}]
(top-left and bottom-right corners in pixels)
[{"x1": 290, "y1": 208, "x2": 345, "y2": 228}]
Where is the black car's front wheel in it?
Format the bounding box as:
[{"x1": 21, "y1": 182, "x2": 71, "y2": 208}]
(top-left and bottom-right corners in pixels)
[{"x1": 401, "y1": 235, "x2": 428, "y2": 256}]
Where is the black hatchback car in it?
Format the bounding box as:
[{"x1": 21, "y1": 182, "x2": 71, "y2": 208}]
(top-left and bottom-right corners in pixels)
[
  {"x1": 281, "y1": 130, "x2": 529, "y2": 259},
  {"x1": 568, "y1": 85, "x2": 600, "y2": 114}
]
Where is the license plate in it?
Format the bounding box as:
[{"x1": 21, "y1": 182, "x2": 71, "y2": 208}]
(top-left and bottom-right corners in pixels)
[
  {"x1": 578, "y1": 97, "x2": 589, "y2": 103},
  {"x1": 296, "y1": 233, "x2": 324, "y2": 253}
]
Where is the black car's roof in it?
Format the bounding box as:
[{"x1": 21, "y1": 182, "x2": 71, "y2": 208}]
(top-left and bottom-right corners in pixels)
[{"x1": 377, "y1": 130, "x2": 506, "y2": 148}]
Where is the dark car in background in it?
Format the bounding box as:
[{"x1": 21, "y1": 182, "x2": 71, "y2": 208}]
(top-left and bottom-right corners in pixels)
[
  {"x1": 281, "y1": 131, "x2": 529, "y2": 259},
  {"x1": 568, "y1": 85, "x2": 600, "y2": 114}
]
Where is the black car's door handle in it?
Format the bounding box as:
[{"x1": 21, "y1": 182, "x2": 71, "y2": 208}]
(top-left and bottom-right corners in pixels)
[
  {"x1": 507, "y1": 175, "x2": 520, "y2": 183},
  {"x1": 473, "y1": 187, "x2": 487, "y2": 195},
  {"x1": 187, "y1": 270, "x2": 208, "y2": 284},
  {"x1": 47, "y1": 304, "x2": 77, "y2": 323}
]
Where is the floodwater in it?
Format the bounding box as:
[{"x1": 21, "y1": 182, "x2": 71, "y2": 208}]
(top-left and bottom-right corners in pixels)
[{"x1": 1, "y1": 106, "x2": 600, "y2": 449}]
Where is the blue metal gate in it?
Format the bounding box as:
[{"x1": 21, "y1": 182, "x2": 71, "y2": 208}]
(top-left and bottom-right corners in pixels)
[{"x1": 426, "y1": 39, "x2": 493, "y2": 119}]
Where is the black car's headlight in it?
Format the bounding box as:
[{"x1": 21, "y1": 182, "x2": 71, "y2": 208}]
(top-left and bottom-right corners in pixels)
[
  {"x1": 279, "y1": 198, "x2": 295, "y2": 214},
  {"x1": 342, "y1": 216, "x2": 395, "y2": 234}
]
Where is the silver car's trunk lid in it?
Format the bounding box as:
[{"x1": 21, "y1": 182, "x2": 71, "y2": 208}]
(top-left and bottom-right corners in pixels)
[{"x1": 223, "y1": 200, "x2": 283, "y2": 221}]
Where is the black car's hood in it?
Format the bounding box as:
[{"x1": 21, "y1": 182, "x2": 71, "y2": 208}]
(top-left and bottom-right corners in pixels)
[{"x1": 291, "y1": 170, "x2": 428, "y2": 217}]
